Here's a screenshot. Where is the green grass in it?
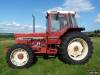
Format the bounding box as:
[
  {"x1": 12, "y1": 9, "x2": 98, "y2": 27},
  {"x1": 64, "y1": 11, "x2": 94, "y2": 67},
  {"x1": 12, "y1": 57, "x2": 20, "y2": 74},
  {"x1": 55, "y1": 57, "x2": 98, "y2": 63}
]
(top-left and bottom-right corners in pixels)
[{"x1": 0, "y1": 37, "x2": 100, "y2": 75}]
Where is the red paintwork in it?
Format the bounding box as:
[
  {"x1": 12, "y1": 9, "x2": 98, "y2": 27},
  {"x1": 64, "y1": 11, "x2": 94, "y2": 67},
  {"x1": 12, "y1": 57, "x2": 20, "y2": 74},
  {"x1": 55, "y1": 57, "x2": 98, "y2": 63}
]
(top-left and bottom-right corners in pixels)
[{"x1": 11, "y1": 13, "x2": 78, "y2": 55}]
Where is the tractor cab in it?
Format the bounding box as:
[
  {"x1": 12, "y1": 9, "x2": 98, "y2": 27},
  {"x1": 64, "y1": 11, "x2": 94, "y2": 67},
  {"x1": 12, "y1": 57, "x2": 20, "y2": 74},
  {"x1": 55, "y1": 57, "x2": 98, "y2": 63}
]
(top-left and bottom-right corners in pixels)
[
  {"x1": 46, "y1": 11, "x2": 77, "y2": 33},
  {"x1": 46, "y1": 11, "x2": 78, "y2": 44}
]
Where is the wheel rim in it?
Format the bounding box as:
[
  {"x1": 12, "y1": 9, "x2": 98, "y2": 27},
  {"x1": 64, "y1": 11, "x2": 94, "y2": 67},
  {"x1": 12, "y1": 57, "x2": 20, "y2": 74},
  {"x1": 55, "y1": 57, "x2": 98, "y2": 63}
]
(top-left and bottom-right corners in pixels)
[
  {"x1": 67, "y1": 38, "x2": 88, "y2": 61},
  {"x1": 10, "y1": 48, "x2": 29, "y2": 66}
]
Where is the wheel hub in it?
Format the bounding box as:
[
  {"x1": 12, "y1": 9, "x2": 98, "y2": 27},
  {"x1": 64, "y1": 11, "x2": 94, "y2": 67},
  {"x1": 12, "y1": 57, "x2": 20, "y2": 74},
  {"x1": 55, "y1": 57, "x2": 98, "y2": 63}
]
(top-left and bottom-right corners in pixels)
[
  {"x1": 74, "y1": 46, "x2": 79, "y2": 51},
  {"x1": 17, "y1": 53, "x2": 24, "y2": 60}
]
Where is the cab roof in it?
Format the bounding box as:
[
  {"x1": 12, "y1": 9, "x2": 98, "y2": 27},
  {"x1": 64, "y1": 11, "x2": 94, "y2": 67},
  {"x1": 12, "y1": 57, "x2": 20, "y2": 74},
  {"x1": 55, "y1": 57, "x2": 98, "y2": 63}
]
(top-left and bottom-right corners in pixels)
[{"x1": 47, "y1": 10, "x2": 76, "y2": 14}]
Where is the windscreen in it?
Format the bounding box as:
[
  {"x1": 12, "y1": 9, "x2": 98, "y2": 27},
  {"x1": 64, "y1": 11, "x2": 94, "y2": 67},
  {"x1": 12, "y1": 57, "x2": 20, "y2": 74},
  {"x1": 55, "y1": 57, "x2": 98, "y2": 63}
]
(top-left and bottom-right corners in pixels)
[{"x1": 51, "y1": 14, "x2": 67, "y2": 32}]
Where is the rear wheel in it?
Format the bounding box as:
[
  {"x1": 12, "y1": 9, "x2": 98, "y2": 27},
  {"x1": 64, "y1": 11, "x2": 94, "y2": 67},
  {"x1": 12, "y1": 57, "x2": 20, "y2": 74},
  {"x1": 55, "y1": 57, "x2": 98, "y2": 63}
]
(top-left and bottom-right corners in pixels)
[
  {"x1": 58, "y1": 32, "x2": 93, "y2": 64},
  {"x1": 6, "y1": 44, "x2": 35, "y2": 68}
]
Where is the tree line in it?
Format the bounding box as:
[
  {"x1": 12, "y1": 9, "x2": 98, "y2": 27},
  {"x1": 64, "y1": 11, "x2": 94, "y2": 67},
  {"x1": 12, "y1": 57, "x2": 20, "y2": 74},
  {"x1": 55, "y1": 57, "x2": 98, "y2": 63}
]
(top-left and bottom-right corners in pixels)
[
  {"x1": 0, "y1": 30, "x2": 100, "y2": 38},
  {"x1": 0, "y1": 33, "x2": 14, "y2": 38},
  {"x1": 87, "y1": 30, "x2": 100, "y2": 37}
]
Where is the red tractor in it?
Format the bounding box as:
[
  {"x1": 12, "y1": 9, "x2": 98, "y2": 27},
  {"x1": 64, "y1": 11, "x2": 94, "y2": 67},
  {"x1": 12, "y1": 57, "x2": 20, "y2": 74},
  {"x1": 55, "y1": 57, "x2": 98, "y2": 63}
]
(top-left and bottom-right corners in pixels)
[{"x1": 6, "y1": 11, "x2": 93, "y2": 68}]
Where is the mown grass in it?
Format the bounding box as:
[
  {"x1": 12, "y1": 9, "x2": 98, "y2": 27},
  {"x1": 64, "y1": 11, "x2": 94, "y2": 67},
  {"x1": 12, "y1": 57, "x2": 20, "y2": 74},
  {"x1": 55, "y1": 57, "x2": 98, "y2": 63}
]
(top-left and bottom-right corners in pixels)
[{"x1": 0, "y1": 37, "x2": 100, "y2": 75}]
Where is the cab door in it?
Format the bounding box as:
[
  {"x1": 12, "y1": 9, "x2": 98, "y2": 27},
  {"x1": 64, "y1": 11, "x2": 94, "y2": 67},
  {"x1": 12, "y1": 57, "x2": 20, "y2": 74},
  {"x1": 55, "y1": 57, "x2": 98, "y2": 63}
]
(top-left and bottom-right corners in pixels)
[{"x1": 48, "y1": 14, "x2": 68, "y2": 44}]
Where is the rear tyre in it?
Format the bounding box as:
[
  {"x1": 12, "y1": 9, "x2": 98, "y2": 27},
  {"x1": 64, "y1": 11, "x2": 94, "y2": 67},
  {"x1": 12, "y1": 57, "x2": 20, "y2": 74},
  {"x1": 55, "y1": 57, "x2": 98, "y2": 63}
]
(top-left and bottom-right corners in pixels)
[
  {"x1": 58, "y1": 32, "x2": 93, "y2": 64},
  {"x1": 6, "y1": 44, "x2": 35, "y2": 68}
]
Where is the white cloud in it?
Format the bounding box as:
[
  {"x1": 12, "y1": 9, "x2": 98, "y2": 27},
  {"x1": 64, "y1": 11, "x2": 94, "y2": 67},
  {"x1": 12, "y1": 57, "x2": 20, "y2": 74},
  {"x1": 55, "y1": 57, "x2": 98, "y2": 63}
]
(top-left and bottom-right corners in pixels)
[
  {"x1": 96, "y1": 14, "x2": 100, "y2": 23},
  {"x1": 0, "y1": 21, "x2": 46, "y2": 33},
  {"x1": 63, "y1": 0, "x2": 94, "y2": 12},
  {"x1": 48, "y1": 0, "x2": 94, "y2": 12},
  {"x1": 47, "y1": 7, "x2": 63, "y2": 11}
]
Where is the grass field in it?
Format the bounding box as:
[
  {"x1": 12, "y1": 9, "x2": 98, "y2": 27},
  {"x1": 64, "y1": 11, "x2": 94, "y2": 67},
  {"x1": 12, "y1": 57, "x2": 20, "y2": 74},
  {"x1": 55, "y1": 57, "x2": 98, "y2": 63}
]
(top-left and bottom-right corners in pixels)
[{"x1": 0, "y1": 37, "x2": 100, "y2": 75}]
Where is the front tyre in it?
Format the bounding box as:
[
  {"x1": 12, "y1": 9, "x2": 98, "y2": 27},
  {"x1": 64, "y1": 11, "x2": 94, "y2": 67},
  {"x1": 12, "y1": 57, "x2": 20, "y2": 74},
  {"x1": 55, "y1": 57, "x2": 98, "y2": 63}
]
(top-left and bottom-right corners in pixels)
[
  {"x1": 59, "y1": 32, "x2": 93, "y2": 64},
  {"x1": 6, "y1": 44, "x2": 34, "y2": 68}
]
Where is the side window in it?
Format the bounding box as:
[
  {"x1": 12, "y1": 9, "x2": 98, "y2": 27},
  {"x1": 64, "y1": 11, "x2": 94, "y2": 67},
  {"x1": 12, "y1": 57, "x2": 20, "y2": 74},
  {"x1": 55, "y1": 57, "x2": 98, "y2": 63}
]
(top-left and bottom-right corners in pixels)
[
  {"x1": 51, "y1": 14, "x2": 67, "y2": 32},
  {"x1": 51, "y1": 15, "x2": 60, "y2": 32},
  {"x1": 59, "y1": 15, "x2": 67, "y2": 29}
]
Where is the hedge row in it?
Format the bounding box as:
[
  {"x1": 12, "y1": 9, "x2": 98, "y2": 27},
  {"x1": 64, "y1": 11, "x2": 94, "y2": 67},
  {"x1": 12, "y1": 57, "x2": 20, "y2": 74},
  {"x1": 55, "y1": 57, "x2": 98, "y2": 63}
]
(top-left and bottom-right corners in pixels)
[
  {"x1": 0, "y1": 33, "x2": 14, "y2": 38},
  {"x1": 0, "y1": 32, "x2": 100, "y2": 39},
  {"x1": 86, "y1": 32, "x2": 100, "y2": 37}
]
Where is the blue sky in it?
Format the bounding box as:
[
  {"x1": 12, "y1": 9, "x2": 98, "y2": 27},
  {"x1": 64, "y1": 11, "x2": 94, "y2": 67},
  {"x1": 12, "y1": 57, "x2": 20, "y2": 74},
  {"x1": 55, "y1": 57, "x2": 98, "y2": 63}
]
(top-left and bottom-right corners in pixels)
[{"x1": 0, "y1": 0, "x2": 100, "y2": 33}]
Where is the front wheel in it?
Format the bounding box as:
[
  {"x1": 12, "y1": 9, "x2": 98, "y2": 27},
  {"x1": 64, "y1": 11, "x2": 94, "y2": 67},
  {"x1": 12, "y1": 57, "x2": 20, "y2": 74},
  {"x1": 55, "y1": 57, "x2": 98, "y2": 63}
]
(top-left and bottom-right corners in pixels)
[
  {"x1": 59, "y1": 32, "x2": 93, "y2": 64},
  {"x1": 6, "y1": 44, "x2": 35, "y2": 68}
]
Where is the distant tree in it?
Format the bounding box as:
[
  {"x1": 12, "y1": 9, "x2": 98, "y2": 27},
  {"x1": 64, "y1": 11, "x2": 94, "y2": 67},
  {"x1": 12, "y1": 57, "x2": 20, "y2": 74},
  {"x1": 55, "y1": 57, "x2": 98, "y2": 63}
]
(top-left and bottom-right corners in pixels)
[{"x1": 94, "y1": 30, "x2": 100, "y2": 33}]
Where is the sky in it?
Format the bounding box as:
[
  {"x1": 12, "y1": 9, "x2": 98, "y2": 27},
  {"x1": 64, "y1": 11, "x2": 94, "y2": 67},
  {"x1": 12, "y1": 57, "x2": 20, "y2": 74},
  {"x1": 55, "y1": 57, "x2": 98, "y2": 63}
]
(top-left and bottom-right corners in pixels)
[{"x1": 0, "y1": 0, "x2": 100, "y2": 33}]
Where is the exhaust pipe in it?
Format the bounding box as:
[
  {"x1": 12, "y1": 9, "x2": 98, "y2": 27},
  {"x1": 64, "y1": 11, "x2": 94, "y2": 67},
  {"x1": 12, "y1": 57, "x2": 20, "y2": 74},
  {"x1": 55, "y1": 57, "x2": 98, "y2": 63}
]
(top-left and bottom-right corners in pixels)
[{"x1": 32, "y1": 14, "x2": 35, "y2": 32}]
